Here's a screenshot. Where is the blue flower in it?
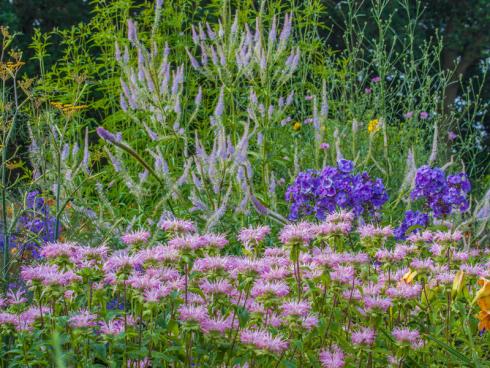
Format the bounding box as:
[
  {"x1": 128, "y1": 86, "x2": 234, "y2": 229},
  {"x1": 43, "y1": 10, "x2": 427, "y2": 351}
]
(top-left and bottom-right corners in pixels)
[{"x1": 286, "y1": 160, "x2": 388, "y2": 220}]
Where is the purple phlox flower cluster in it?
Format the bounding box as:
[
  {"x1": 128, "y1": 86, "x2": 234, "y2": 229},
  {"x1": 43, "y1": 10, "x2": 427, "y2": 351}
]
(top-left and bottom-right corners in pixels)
[
  {"x1": 286, "y1": 160, "x2": 388, "y2": 220},
  {"x1": 394, "y1": 210, "x2": 429, "y2": 240},
  {"x1": 1, "y1": 191, "x2": 57, "y2": 259},
  {"x1": 411, "y1": 166, "x2": 471, "y2": 218}
]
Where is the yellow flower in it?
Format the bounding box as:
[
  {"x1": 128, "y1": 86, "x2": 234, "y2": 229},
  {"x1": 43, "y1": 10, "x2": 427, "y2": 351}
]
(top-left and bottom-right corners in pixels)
[
  {"x1": 293, "y1": 122, "x2": 301, "y2": 131},
  {"x1": 401, "y1": 269, "x2": 417, "y2": 284},
  {"x1": 368, "y1": 118, "x2": 380, "y2": 133},
  {"x1": 51, "y1": 101, "x2": 88, "y2": 115}
]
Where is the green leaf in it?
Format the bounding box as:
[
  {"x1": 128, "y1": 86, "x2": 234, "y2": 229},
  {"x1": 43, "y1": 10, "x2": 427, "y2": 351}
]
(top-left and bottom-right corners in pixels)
[{"x1": 425, "y1": 334, "x2": 475, "y2": 367}]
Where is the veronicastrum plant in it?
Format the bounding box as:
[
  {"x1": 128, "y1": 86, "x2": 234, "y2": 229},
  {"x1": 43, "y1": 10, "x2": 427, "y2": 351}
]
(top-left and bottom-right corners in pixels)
[{"x1": 16, "y1": 0, "x2": 486, "y2": 241}]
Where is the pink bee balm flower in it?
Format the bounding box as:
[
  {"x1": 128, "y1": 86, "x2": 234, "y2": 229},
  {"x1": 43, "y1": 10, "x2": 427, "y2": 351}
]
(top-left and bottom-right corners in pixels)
[
  {"x1": 407, "y1": 230, "x2": 434, "y2": 243},
  {"x1": 279, "y1": 222, "x2": 315, "y2": 245},
  {"x1": 325, "y1": 210, "x2": 355, "y2": 224},
  {"x1": 6, "y1": 289, "x2": 27, "y2": 305},
  {"x1": 330, "y1": 266, "x2": 355, "y2": 284},
  {"x1": 371, "y1": 76, "x2": 381, "y2": 83},
  {"x1": 363, "y1": 296, "x2": 392, "y2": 312},
  {"x1": 160, "y1": 219, "x2": 196, "y2": 235},
  {"x1": 392, "y1": 327, "x2": 423, "y2": 348},
  {"x1": 419, "y1": 111, "x2": 429, "y2": 119},
  {"x1": 300, "y1": 314, "x2": 319, "y2": 330},
  {"x1": 319, "y1": 345, "x2": 345, "y2": 368},
  {"x1": 251, "y1": 280, "x2": 289, "y2": 298},
  {"x1": 121, "y1": 230, "x2": 151, "y2": 245},
  {"x1": 168, "y1": 235, "x2": 208, "y2": 251},
  {"x1": 200, "y1": 233, "x2": 229, "y2": 249},
  {"x1": 127, "y1": 358, "x2": 150, "y2": 368},
  {"x1": 137, "y1": 245, "x2": 179, "y2": 264},
  {"x1": 264, "y1": 248, "x2": 288, "y2": 257},
  {"x1": 178, "y1": 305, "x2": 207, "y2": 323},
  {"x1": 199, "y1": 279, "x2": 236, "y2": 297},
  {"x1": 193, "y1": 256, "x2": 234, "y2": 273},
  {"x1": 42, "y1": 269, "x2": 81, "y2": 287},
  {"x1": 20, "y1": 264, "x2": 58, "y2": 284},
  {"x1": 99, "y1": 318, "x2": 125, "y2": 336},
  {"x1": 352, "y1": 327, "x2": 376, "y2": 346},
  {"x1": 240, "y1": 329, "x2": 288, "y2": 354},
  {"x1": 320, "y1": 142, "x2": 330, "y2": 150},
  {"x1": 433, "y1": 230, "x2": 463, "y2": 243},
  {"x1": 40, "y1": 242, "x2": 77, "y2": 259},
  {"x1": 280, "y1": 301, "x2": 311, "y2": 317},
  {"x1": 103, "y1": 254, "x2": 139, "y2": 273},
  {"x1": 199, "y1": 315, "x2": 238, "y2": 334},
  {"x1": 410, "y1": 258, "x2": 434, "y2": 271},
  {"x1": 69, "y1": 309, "x2": 98, "y2": 329},
  {"x1": 238, "y1": 225, "x2": 270, "y2": 249},
  {"x1": 314, "y1": 222, "x2": 352, "y2": 237},
  {"x1": 359, "y1": 224, "x2": 393, "y2": 238},
  {"x1": 386, "y1": 283, "x2": 422, "y2": 299},
  {"x1": 261, "y1": 267, "x2": 291, "y2": 281}
]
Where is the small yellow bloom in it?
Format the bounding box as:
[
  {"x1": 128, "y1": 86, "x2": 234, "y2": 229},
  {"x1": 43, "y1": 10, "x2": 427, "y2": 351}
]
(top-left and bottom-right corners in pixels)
[
  {"x1": 51, "y1": 101, "x2": 88, "y2": 116},
  {"x1": 293, "y1": 122, "x2": 301, "y2": 131},
  {"x1": 368, "y1": 119, "x2": 380, "y2": 134},
  {"x1": 10, "y1": 247, "x2": 17, "y2": 255},
  {"x1": 401, "y1": 269, "x2": 417, "y2": 284}
]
